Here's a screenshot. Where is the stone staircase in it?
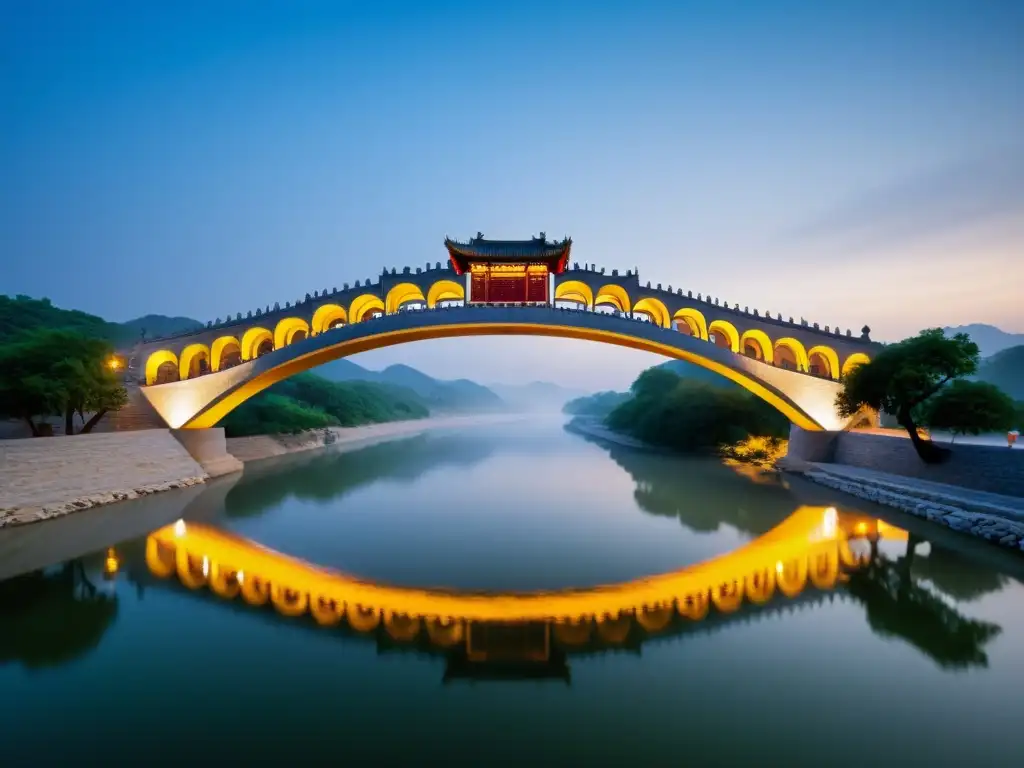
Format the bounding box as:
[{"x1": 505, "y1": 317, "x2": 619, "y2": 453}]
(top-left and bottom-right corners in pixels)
[
  {"x1": 802, "y1": 463, "x2": 1024, "y2": 553},
  {"x1": 95, "y1": 384, "x2": 167, "y2": 432}
]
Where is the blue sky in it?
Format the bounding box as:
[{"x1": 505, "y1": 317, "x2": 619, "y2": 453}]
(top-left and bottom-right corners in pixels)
[{"x1": 3, "y1": 1, "x2": 1022, "y2": 390}]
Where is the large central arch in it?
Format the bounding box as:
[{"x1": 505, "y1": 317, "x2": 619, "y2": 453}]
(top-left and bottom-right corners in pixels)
[{"x1": 140, "y1": 306, "x2": 848, "y2": 431}]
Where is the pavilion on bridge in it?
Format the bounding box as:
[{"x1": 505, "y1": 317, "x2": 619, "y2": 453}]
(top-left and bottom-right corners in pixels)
[{"x1": 444, "y1": 232, "x2": 572, "y2": 305}]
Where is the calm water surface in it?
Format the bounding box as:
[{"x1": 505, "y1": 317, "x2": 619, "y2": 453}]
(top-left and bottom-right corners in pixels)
[{"x1": 2, "y1": 419, "x2": 1023, "y2": 767}]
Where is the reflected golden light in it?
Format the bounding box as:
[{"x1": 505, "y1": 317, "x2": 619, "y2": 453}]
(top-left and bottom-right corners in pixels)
[
  {"x1": 103, "y1": 547, "x2": 119, "y2": 577},
  {"x1": 146, "y1": 507, "x2": 905, "y2": 630}
]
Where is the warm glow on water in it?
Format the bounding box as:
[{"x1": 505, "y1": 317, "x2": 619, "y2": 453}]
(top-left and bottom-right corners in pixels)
[{"x1": 1, "y1": 419, "x2": 1023, "y2": 766}]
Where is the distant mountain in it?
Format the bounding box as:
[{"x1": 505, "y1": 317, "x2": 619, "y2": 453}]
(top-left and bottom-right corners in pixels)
[
  {"x1": 944, "y1": 324, "x2": 1024, "y2": 359},
  {"x1": 0, "y1": 294, "x2": 203, "y2": 346},
  {"x1": 119, "y1": 314, "x2": 204, "y2": 342},
  {"x1": 563, "y1": 390, "x2": 630, "y2": 417},
  {"x1": 315, "y1": 359, "x2": 506, "y2": 413},
  {"x1": 489, "y1": 381, "x2": 588, "y2": 412},
  {"x1": 975, "y1": 345, "x2": 1024, "y2": 400}
]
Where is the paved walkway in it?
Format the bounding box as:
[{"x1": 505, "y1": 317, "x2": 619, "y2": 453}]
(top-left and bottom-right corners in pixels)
[
  {"x1": 800, "y1": 462, "x2": 1024, "y2": 554},
  {"x1": 808, "y1": 463, "x2": 1024, "y2": 518}
]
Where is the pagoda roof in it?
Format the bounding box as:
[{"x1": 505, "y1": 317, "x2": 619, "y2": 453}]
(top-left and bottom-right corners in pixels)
[{"x1": 444, "y1": 232, "x2": 572, "y2": 274}]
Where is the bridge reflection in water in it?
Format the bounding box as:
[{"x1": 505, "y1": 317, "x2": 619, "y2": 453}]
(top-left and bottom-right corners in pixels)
[{"x1": 144, "y1": 507, "x2": 909, "y2": 682}]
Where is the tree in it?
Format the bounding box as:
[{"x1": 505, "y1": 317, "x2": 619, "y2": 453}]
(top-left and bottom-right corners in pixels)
[
  {"x1": 920, "y1": 380, "x2": 1017, "y2": 442},
  {"x1": 605, "y1": 370, "x2": 789, "y2": 454},
  {"x1": 836, "y1": 328, "x2": 979, "y2": 463},
  {"x1": 0, "y1": 329, "x2": 127, "y2": 436}
]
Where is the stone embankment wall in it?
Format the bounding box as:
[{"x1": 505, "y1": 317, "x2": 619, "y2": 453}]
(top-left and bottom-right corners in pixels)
[
  {"x1": 787, "y1": 427, "x2": 1024, "y2": 497},
  {"x1": 801, "y1": 465, "x2": 1024, "y2": 554},
  {"x1": 0, "y1": 430, "x2": 207, "y2": 528}
]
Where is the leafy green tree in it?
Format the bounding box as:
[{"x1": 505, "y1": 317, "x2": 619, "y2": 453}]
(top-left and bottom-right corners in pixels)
[
  {"x1": 605, "y1": 370, "x2": 789, "y2": 454},
  {"x1": 836, "y1": 328, "x2": 979, "y2": 463},
  {"x1": 218, "y1": 372, "x2": 430, "y2": 437},
  {"x1": 630, "y1": 367, "x2": 683, "y2": 400},
  {"x1": 563, "y1": 390, "x2": 630, "y2": 417},
  {"x1": 220, "y1": 393, "x2": 338, "y2": 437},
  {"x1": 0, "y1": 329, "x2": 127, "y2": 436},
  {"x1": 920, "y1": 380, "x2": 1017, "y2": 443}
]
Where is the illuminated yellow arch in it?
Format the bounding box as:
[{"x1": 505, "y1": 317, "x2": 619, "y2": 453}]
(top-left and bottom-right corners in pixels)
[
  {"x1": 841, "y1": 352, "x2": 871, "y2": 376},
  {"x1": 149, "y1": 506, "x2": 896, "y2": 624},
  {"x1": 274, "y1": 317, "x2": 310, "y2": 349},
  {"x1": 183, "y1": 322, "x2": 838, "y2": 432},
  {"x1": 594, "y1": 284, "x2": 631, "y2": 313},
  {"x1": 426, "y1": 280, "x2": 465, "y2": 308},
  {"x1": 240, "y1": 327, "x2": 273, "y2": 361},
  {"x1": 807, "y1": 345, "x2": 840, "y2": 380},
  {"x1": 178, "y1": 344, "x2": 210, "y2": 380},
  {"x1": 673, "y1": 308, "x2": 708, "y2": 340},
  {"x1": 210, "y1": 336, "x2": 241, "y2": 372},
  {"x1": 385, "y1": 283, "x2": 427, "y2": 314},
  {"x1": 708, "y1": 320, "x2": 740, "y2": 353},
  {"x1": 311, "y1": 304, "x2": 347, "y2": 335},
  {"x1": 631, "y1": 297, "x2": 671, "y2": 328},
  {"x1": 774, "y1": 338, "x2": 810, "y2": 372},
  {"x1": 739, "y1": 329, "x2": 774, "y2": 363},
  {"x1": 145, "y1": 350, "x2": 178, "y2": 386},
  {"x1": 558, "y1": 292, "x2": 591, "y2": 305},
  {"x1": 350, "y1": 294, "x2": 386, "y2": 323},
  {"x1": 554, "y1": 280, "x2": 594, "y2": 308}
]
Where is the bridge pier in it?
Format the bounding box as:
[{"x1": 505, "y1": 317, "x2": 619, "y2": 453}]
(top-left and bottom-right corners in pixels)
[
  {"x1": 783, "y1": 425, "x2": 840, "y2": 469},
  {"x1": 170, "y1": 428, "x2": 243, "y2": 478}
]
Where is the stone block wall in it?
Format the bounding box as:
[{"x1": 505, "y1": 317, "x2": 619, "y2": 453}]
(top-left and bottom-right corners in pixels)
[
  {"x1": 0, "y1": 429, "x2": 208, "y2": 525},
  {"x1": 788, "y1": 426, "x2": 1024, "y2": 497}
]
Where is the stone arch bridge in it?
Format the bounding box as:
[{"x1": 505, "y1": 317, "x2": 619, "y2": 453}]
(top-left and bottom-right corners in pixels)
[{"x1": 127, "y1": 260, "x2": 880, "y2": 431}]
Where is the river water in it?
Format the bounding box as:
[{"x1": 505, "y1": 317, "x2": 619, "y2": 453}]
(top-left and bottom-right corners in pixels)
[{"x1": 1, "y1": 418, "x2": 1023, "y2": 766}]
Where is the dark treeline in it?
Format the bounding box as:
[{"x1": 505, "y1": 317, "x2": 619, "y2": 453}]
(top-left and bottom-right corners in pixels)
[
  {"x1": 607, "y1": 368, "x2": 790, "y2": 452},
  {"x1": 221, "y1": 372, "x2": 429, "y2": 437},
  {"x1": 586, "y1": 367, "x2": 789, "y2": 453},
  {"x1": 562, "y1": 390, "x2": 630, "y2": 417}
]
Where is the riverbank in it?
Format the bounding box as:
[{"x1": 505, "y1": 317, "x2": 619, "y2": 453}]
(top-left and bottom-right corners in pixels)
[
  {"x1": 1, "y1": 430, "x2": 208, "y2": 529},
  {"x1": 227, "y1": 413, "x2": 526, "y2": 464},
  {"x1": 568, "y1": 416, "x2": 1024, "y2": 556},
  {"x1": 563, "y1": 416, "x2": 655, "y2": 450},
  {"x1": 0, "y1": 413, "x2": 526, "y2": 530},
  {"x1": 785, "y1": 461, "x2": 1024, "y2": 555}
]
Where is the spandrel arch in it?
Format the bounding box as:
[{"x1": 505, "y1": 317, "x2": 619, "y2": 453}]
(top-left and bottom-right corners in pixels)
[
  {"x1": 385, "y1": 283, "x2": 428, "y2": 314},
  {"x1": 350, "y1": 294, "x2": 386, "y2": 323},
  {"x1": 426, "y1": 280, "x2": 465, "y2": 308},
  {"x1": 311, "y1": 304, "x2": 347, "y2": 335}
]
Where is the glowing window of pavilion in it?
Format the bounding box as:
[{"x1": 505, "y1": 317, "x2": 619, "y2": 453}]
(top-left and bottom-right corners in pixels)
[{"x1": 444, "y1": 232, "x2": 572, "y2": 305}]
